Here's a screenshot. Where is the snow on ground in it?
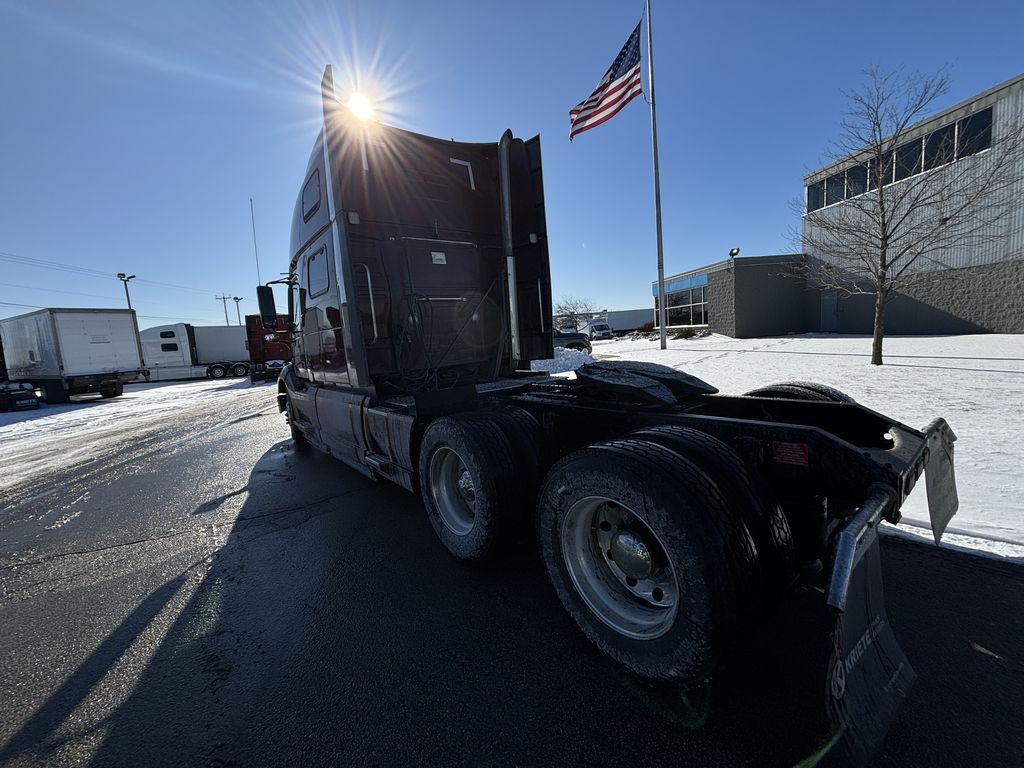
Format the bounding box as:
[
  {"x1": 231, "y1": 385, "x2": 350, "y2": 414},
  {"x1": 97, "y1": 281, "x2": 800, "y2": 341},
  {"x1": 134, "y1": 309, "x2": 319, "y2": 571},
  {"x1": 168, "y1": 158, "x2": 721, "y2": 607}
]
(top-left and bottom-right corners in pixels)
[
  {"x1": 4, "y1": 334, "x2": 1021, "y2": 560},
  {"x1": 0, "y1": 378, "x2": 274, "y2": 492},
  {"x1": 586, "y1": 332, "x2": 1024, "y2": 561}
]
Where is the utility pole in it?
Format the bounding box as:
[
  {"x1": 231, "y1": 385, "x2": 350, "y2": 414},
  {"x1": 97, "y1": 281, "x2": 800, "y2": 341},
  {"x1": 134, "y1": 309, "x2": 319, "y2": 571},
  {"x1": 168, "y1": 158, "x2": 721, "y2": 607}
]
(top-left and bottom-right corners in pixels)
[
  {"x1": 117, "y1": 273, "x2": 136, "y2": 310},
  {"x1": 215, "y1": 294, "x2": 232, "y2": 324},
  {"x1": 232, "y1": 296, "x2": 244, "y2": 326}
]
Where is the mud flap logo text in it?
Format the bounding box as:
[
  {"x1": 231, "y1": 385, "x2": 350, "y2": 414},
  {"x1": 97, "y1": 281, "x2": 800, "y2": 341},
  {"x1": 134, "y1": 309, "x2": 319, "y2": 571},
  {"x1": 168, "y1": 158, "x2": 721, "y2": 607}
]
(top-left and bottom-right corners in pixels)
[{"x1": 831, "y1": 617, "x2": 884, "y2": 699}]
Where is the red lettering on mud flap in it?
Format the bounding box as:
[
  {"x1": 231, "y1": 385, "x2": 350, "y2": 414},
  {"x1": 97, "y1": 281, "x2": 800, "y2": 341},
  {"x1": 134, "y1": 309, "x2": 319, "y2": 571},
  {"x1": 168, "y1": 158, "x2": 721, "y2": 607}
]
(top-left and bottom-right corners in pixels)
[{"x1": 772, "y1": 440, "x2": 810, "y2": 467}]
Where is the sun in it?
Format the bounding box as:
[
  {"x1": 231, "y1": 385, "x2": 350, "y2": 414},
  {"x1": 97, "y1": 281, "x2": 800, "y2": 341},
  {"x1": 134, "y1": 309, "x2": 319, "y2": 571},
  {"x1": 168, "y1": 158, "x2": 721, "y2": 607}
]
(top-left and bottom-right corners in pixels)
[{"x1": 347, "y1": 92, "x2": 373, "y2": 121}]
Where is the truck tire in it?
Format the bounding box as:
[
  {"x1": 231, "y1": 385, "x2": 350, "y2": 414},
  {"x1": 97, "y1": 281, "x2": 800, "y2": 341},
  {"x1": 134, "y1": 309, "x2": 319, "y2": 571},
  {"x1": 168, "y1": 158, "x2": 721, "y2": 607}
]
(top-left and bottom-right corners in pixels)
[
  {"x1": 285, "y1": 398, "x2": 310, "y2": 452},
  {"x1": 489, "y1": 406, "x2": 544, "y2": 509},
  {"x1": 42, "y1": 382, "x2": 69, "y2": 404},
  {"x1": 744, "y1": 381, "x2": 855, "y2": 403},
  {"x1": 100, "y1": 382, "x2": 124, "y2": 399},
  {"x1": 537, "y1": 439, "x2": 758, "y2": 683},
  {"x1": 419, "y1": 414, "x2": 518, "y2": 561},
  {"x1": 630, "y1": 426, "x2": 794, "y2": 601},
  {"x1": 231, "y1": 363, "x2": 249, "y2": 377},
  {"x1": 209, "y1": 365, "x2": 227, "y2": 379}
]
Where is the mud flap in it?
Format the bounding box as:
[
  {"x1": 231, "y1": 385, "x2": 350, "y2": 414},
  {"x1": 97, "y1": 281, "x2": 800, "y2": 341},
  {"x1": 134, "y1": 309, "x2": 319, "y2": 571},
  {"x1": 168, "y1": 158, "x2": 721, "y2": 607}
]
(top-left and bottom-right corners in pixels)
[{"x1": 810, "y1": 535, "x2": 915, "y2": 766}]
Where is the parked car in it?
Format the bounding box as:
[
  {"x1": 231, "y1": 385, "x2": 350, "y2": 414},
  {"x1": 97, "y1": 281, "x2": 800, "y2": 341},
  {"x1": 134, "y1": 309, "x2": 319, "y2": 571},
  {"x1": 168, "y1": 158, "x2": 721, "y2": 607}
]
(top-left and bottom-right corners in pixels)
[
  {"x1": 553, "y1": 328, "x2": 592, "y2": 354},
  {"x1": 586, "y1": 321, "x2": 613, "y2": 340}
]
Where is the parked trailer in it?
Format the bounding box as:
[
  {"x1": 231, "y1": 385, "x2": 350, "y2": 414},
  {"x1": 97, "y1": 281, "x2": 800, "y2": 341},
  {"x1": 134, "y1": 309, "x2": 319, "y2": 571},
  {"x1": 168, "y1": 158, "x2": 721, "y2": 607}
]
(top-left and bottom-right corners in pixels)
[
  {"x1": 245, "y1": 314, "x2": 291, "y2": 383},
  {"x1": 256, "y1": 66, "x2": 959, "y2": 765},
  {"x1": 139, "y1": 323, "x2": 250, "y2": 381},
  {"x1": 0, "y1": 308, "x2": 148, "y2": 403}
]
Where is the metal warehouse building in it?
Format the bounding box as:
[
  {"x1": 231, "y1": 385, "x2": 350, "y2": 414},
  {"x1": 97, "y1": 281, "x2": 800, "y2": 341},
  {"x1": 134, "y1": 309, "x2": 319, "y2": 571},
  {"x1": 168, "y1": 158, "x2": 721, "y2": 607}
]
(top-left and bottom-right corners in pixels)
[
  {"x1": 654, "y1": 73, "x2": 1024, "y2": 338},
  {"x1": 802, "y1": 72, "x2": 1024, "y2": 335}
]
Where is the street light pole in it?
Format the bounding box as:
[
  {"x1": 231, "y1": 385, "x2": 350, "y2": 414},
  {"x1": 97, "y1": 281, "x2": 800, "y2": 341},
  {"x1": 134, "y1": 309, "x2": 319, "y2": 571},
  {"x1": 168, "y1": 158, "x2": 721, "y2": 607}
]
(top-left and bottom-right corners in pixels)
[
  {"x1": 232, "y1": 297, "x2": 244, "y2": 326},
  {"x1": 116, "y1": 273, "x2": 136, "y2": 310}
]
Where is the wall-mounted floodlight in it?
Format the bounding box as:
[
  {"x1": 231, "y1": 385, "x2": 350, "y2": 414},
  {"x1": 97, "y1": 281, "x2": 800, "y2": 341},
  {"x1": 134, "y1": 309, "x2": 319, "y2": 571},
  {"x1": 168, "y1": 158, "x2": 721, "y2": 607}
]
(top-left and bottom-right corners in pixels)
[{"x1": 728, "y1": 248, "x2": 740, "y2": 257}]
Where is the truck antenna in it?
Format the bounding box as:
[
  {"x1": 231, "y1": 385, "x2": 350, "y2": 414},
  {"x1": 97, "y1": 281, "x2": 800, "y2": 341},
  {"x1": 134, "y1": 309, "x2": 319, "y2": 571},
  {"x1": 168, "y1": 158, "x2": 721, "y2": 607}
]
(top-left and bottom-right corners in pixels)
[{"x1": 250, "y1": 197, "x2": 262, "y2": 284}]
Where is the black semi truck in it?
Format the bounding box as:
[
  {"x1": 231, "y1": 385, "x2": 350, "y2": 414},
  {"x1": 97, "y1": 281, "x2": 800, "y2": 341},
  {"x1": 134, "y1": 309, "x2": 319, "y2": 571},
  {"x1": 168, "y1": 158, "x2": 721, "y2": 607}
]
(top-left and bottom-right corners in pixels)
[{"x1": 256, "y1": 66, "x2": 959, "y2": 765}]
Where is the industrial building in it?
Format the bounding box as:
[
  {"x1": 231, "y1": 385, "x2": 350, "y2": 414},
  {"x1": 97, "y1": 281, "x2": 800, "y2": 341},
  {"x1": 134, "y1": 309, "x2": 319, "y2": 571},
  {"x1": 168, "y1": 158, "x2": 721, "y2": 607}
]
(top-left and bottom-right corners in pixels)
[{"x1": 653, "y1": 73, "x2": 1024, "y2": 338}]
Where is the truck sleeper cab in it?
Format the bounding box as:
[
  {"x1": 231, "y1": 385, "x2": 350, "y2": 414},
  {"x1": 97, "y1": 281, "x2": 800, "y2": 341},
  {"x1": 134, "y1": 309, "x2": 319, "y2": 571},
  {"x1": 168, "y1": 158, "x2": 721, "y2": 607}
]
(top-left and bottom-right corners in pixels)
[{"x1": 260, "y1": 65, "x2": 959, "y2": 763}]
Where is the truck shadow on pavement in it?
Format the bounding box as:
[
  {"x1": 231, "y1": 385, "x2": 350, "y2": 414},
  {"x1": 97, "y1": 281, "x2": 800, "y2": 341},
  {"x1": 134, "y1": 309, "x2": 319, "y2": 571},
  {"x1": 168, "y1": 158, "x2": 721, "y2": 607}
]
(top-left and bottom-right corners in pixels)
[{"x1": 15, "y1": 443, "x2": 1019, "y2": 768}]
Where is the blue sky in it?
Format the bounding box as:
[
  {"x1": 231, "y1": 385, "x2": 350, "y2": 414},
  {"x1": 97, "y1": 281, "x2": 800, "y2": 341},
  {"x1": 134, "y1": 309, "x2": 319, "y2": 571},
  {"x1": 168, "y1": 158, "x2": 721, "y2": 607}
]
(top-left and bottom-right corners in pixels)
[{"x1": 1, "y1": 0, "x2": 1021, "y2": 324}]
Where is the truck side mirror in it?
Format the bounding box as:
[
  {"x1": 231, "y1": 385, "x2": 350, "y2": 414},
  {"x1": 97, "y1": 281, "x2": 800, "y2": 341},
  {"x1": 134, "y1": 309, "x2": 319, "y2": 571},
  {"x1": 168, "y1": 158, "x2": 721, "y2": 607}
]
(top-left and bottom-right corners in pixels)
[{"x1": 256, "y1": 285, "x2": 278, "y2": 329}]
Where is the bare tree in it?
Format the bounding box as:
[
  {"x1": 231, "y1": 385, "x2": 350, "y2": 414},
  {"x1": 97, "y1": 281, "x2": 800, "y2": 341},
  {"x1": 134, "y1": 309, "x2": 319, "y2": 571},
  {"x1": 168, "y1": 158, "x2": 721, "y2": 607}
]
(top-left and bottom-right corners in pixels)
[
  {"x1": 553, "y1": 296, "x2": 600, "y2": 330},
  {"x1": 798, "y1": 67, "x2": 1024, "y2": 364}
]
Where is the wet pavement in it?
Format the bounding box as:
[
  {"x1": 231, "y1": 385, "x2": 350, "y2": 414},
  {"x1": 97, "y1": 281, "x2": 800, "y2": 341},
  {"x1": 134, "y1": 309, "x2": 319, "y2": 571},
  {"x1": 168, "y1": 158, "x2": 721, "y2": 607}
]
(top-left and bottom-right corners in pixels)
[{"x1": 1, "y1": 384, "x2": 1021, "y2": 767}]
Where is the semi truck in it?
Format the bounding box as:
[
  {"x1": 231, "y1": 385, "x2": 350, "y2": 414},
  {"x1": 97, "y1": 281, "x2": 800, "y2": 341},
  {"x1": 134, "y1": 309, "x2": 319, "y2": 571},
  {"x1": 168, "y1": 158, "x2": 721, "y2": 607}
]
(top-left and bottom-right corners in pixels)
[
  {"x1": 139, "y1": 323, "x2": 250, "y2": 381},
  {"x1": 245, "y1": 314, "x2": 292, "y2": 383},
  {"x1": 256, "y1": 66, "x2": 959, "y2": 764},
  {"x1": 0, "y1": 338, "x2": 40, "y2": 411},
  {"x1": 0, "y1": 308, "x2": 148, "y2": 403}
]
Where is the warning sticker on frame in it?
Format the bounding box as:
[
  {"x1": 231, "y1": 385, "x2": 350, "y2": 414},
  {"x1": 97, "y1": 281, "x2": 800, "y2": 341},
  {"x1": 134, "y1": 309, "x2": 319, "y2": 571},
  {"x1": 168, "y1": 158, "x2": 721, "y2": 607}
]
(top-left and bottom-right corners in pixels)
[{"x1": 772, "y1": 440, "x2": 810, "y2": 466}]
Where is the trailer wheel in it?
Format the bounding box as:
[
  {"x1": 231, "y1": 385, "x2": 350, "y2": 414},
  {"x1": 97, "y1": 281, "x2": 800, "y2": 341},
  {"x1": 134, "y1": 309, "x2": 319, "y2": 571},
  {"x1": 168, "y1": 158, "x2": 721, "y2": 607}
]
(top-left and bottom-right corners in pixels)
[
  {"x1": 419, "y1": 414, "x2": 517, "y2": 561},
  {"x1": 42, "y1": 382, "x2": 69, "y2": 404},
  {"x1": 744, "y1": 382, "x2": 855, "y2": 403},
  {"x1": 538, "y1": 439, "x2": 755, "y2": 682},
  {"x1": 231, "y1": 363, "x2": 249, "y2": 377},
  {"x1": 630, "y1": 426, "x2": 794, "y2": 601},
  {"x1": 285, "y1": 398, "x2": 310, "y2": 451},
  {"x1": 100, "y1": 382, "x2": 124, "y2": 399},
  {"x1": 209, "y1": 365, "x2": 227, "y2": 379}
]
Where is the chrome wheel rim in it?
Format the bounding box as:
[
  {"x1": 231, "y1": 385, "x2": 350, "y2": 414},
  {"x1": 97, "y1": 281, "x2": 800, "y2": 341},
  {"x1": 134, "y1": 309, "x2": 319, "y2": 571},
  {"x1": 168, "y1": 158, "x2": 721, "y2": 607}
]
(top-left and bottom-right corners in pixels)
[
  {"x1": 428, "y1": 447, "x2": 476, "y2": 536},
  {"x1": 560, "y1": 496, "x2": 679, "y2": 640}
]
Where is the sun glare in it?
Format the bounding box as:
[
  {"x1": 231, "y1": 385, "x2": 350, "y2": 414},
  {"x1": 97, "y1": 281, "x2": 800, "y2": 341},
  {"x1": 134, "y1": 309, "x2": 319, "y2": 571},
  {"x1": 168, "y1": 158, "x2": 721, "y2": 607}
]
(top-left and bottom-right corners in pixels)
[{"x1": 347, "y1": 92, "x2": 373, "y2": 121}]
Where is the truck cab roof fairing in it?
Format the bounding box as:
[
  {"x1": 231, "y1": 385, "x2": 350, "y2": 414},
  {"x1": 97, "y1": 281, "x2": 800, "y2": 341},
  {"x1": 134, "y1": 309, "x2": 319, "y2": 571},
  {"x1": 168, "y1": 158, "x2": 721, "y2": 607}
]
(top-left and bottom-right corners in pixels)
[{"x1": 288, "y1": 65, "x2": 552, "y2": 392}]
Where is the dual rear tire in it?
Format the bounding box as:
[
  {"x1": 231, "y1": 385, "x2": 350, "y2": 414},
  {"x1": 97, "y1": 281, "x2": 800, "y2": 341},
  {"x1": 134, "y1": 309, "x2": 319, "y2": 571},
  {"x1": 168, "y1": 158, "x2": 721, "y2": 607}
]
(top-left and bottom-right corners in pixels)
[{"x1": 419, "y1": 410, "x2": 778, "y2": 683}]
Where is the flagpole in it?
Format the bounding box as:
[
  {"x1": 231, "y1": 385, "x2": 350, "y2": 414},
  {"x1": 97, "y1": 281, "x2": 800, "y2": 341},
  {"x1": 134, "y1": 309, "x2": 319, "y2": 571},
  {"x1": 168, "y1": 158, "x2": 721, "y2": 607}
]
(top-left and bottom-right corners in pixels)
[{"x1": 645, "y1": 0, "x2": 667, "y2": 350}]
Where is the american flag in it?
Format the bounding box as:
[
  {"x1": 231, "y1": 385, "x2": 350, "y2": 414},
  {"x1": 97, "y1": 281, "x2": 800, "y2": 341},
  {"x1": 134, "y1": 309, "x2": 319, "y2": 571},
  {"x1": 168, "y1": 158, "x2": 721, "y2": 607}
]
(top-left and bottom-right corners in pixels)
[{"x1": 569, "y1": 22, "x2": 643, "y2": 141}]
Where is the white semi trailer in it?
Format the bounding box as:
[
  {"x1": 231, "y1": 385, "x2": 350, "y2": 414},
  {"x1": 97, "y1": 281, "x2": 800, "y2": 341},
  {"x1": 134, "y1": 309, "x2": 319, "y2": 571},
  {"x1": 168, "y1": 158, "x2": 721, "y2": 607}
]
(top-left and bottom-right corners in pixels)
[
  {"x1": 139, "y1": 323, "x2": 250, "y2": 381},
  {"x1": 0, "y1": 308, "x2": 148, "y2": 403}
]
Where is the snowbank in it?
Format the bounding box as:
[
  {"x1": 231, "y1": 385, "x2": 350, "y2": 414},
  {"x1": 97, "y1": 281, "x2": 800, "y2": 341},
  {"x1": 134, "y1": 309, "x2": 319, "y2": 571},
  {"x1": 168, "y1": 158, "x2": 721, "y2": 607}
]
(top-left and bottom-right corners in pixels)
[
  {"x1": 591, "y1": 332, "x2": 1024, "y2": 561},
  {"x1": 530, "y1": 346, "x2": 594, "y2": 373}
]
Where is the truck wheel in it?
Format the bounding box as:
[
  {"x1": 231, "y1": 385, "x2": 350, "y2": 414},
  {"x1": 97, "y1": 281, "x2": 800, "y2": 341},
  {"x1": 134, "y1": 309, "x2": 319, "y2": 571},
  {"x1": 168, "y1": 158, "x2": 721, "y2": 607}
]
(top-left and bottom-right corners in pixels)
[
  {"x1": 630, "y1": 426, "x2": 794, "y2": 601},
  {"x1": 209, "y1": 365, "x2": 227, "y2": 379},
  {"x1": 285, "y1": 399, "x2": 310, "y2": 451},
  {"x1": 419, "y1": 414, "x2": 517, "y2": 561},
  {"x1": 537, "y1": 439, "x2": 756, "y2": 682},
  {"x1": 42, "y1": 382, "x2": 69, "y2": 404},
  {"x1": 100, "y1": 382, "x2": 124, "y2": 399},
  {"x1": 744, "y1": 381, "x2": 854, "y2": 403},
  {"x1": 489, "y1": 407, "x2": 544, "y2": 508},
  {"x1": 231, "y1": 363, "x2": 249, "y2": 377}
]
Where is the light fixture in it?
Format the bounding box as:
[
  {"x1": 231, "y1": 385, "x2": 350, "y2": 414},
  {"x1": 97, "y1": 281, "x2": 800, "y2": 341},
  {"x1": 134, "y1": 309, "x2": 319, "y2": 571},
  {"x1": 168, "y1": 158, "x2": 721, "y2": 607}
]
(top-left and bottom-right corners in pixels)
[{"x1": 728, "y1": 248, "x2": 740, "y2": 257}]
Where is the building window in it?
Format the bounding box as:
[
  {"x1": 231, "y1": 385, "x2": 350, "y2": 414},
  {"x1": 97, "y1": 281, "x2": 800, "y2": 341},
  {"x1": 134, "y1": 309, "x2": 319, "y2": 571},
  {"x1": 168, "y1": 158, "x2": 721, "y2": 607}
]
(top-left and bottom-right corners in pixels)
[
  {"x1": 957, "y1": 107, "x2": 993, "y2": 158},
  {"x1": 159, "y1": 330, "x2": 175, "y2": 338},
  {"x1": 806, "y1": 181, "x2": 824, "y2": 212},
  {"x1": 825, "y1": 173, "x2": 845, "y2": 205},
  {"x1": 654, "y1": 273, "x2": 708, "y2": 327},
  {"x1": 895, "y1": 140, "x2": 922, "y2": 181},
  {"x1": 925, "y1": 123, "x2": 956, "y2": 170},
  {"x1": 805, "y1": 104, "x2": 995, "y2": 210},
  {"x1": 846, "y1": 163, "x2": 868, "y2": 198},
  {"x1": 161, "y1": 343, "x2": 178, "y2": 352},
  {"x1": 868, "y1": 153, "x2": 892, "y2": 191}
]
